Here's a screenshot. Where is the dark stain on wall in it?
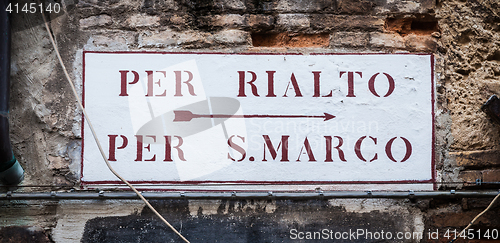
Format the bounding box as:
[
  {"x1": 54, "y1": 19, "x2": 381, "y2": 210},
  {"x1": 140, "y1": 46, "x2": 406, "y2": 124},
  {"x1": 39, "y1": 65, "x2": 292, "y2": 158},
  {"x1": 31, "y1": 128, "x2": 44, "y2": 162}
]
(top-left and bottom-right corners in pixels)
[{"x1": 81, "y1": 199, "x2": 406, "y2": 243}]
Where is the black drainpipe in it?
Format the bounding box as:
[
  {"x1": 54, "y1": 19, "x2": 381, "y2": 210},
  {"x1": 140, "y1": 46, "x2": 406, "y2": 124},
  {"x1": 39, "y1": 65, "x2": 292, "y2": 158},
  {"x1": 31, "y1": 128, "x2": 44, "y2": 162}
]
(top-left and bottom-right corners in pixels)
[{"x1": 0, "y1": 0, "x2": 24, "y2": 185}]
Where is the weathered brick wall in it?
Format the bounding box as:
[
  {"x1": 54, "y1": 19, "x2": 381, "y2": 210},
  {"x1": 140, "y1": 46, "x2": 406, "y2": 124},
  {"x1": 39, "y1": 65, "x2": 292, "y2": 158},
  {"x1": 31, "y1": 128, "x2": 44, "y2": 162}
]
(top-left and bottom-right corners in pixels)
[
  {"x1": 1, "y1": 0, "x2": 499, "y2": 242},
  {"x1": 438, "y1": 0, "x2": 500, "y2": 189}
]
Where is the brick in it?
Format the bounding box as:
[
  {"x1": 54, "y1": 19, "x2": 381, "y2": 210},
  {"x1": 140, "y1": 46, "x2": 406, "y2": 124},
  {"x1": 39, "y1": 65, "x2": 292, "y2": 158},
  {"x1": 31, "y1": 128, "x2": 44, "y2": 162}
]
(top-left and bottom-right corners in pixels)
[
  {"x1": 404, "y1": 34, "x2": 438, "y2": 52},
  {"x1": 458, "y1": 170, "x2": 482, "y2": 183},
  {"x1": 419, "y1": 0, "x2": 437, "y2": 9},
  {"x1": 452, "y1": 150, "x2": 500, "y2": 168},
  {"x1": 141, "y1": 0, "x2": 178, "y2": 12},
  {"x1": 252, "y1": 33, "x2": 329, "y2": 47},
  {"x1": 126, "y1": 14, "x2": 160, "y2": 28},
  {"x1": 274, "y1": 0, "x2": 334, "y2": 12},
  {"x1": 463, "y1": 198, "x2": 500, "y2": 210},
  {"x1": 430, "y1": 211, "x2": 494, "y2": 228},
  {"x1": 207, "y1": 14, "x2": 246, "y2": 28},
  {"x1": 384, "y1": 16, "x2": 439, "y2": 36},
  {"x1": 53, "y1": 175, "x2": 74, "y2": 186},
  {"x1": 376, "y1": 0, "x2": 435, "y2": 14},
  {"x1": 369, "y1": 33, "x2": 405, "y2": 49},
  {"x1": 330, "y1": 32, "x2": 369, "y2": 47},
  {"x1": 79, "y1": 15, "x2": 112, "y2": 29},
  {"x1": 427, "y1": 238, "x2": 500, "y2": 243},
  {"x1": 468, "y1": 240, "x2": 500, "y2": 243},
  {"x1": 139, "y1": 30, "x2": 211, "y2": 48},
  {"x1": 483, "y1": 169, "x2": 500, "y2": 182},
  {"x1": 171, "y1": 31, "x2": 213, "y2": 48},
  {"x1": 386, "y1": 1, "x2": 421, "y2": 13},
  {"x1": 213, "y1": 30, "x2": 250, "y2": 46},
  {"x1": 245, "y1": 14, "x2": 274, "y2": 31},
  {"x1": 276, "y1": 14, "x2": 310, "y2": 32},
  {"x1": 310, "y1": 15, "x2": 385, "y2": 31},
  {"x1": 337, "y1": 0, "x2": 374, "y2": 14}
]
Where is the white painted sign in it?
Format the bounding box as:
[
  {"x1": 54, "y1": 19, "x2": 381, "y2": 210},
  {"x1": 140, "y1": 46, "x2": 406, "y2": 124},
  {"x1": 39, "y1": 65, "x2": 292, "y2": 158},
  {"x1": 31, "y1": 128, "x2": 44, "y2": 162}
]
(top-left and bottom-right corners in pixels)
[{"x1": 82, "y1": 52, "x2": 435, "y2": 190}]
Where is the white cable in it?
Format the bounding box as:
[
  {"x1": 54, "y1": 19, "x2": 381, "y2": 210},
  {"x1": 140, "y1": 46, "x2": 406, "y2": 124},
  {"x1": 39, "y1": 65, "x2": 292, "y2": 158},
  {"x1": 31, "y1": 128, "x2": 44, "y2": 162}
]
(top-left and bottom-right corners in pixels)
[{"x1": 39, "y1": 7, "x2": 190, "y2": 243}]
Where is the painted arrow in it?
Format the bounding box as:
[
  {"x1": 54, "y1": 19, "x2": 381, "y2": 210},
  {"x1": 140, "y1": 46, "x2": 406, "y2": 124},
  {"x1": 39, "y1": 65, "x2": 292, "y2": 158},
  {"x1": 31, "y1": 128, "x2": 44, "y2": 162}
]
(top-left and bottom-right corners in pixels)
[{"x1": 173, "y1": 110, "x2": 335, "y2": 122}]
